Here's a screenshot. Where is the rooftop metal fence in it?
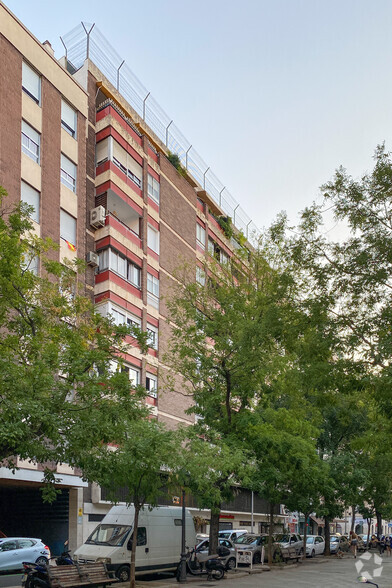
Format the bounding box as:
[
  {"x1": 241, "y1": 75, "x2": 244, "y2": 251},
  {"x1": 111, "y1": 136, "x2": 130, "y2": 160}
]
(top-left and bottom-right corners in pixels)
[{"x1": 60, "y1": 23, "x2": 259, "y2": 242}]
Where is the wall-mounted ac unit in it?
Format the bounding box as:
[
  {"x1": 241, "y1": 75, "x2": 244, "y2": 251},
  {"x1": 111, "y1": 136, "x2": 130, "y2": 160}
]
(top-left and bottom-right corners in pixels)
[
  {"x1": 87, "y1": 251, "x2": 99, "y2": 267},
  {"x1": 90, "y1": 205, "x2": 106, "y2": 228}
]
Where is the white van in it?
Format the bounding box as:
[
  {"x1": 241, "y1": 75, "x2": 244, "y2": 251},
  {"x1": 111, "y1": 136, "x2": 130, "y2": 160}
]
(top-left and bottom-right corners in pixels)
[{"x1": 74, "y1": 505, "x2": 196, "y2": 581}]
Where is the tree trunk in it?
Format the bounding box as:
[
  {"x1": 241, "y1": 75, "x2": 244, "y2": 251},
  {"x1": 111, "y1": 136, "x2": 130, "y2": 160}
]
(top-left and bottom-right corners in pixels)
[
  {"x1": 376, "y1": 510, "x2": 382, "y2": 539},
  {"x1": 130, "y1": 505, "x2": 140, "y2": 588},
  {"x1": 367, "y1": 518, "x2": 371, "y2": 548},
  {"x1": 209, "y1": 509, "x2": 220, "y2": 555},
  {"x1": 268, "y1": 503, "x2": 274, "y2": 565},
  {"x1": 350, "y1": 505, "x2": 355, "y2": 533},
  {"x1": 302, "y1": 512, "x2": 310, "y2": 560},
  {"x1": 324, "y1": 516, "x2": 330, "y2": 556}
]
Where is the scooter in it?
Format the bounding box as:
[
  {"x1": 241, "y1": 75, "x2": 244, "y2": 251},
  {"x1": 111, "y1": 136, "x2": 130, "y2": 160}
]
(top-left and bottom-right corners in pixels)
[
  {"x1": 176, "y1": 545, "x2": 229, "y2": 581},
  {"x1": 22, "y1": 541, "x2": 74, "y2": 588}
]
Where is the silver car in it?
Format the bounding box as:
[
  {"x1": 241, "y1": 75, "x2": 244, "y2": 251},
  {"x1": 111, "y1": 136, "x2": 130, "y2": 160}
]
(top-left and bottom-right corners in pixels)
[
  {"x1": 274, "y1": 533, "x2": 303, "y2": 555},
  {"x1": 0, "y1": 538, "x2": 50, "y2": 571},
  {"x1": 196, "y1": 538, "x2": 237, "y2": 570},
  {"x1": 234, "y1": 534, "x2": 264, "y2": 564}
]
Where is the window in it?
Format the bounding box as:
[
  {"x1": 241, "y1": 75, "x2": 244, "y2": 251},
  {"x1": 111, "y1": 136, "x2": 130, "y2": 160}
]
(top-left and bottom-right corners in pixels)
[
  {"x1": 60, "y1": 209, "x2": 76, "y2": 247},
  {"x1": 196, "y1": 266, "x2": 206, "y2": 286},
  {"x1": 98, "y1": 248, "x2": 141, "y2": 288},
  {"x1": 61, "y1": 154, "x2": 77, "y2": 192},
  {"x1": 96, "y1": 137, "x2": 109, "y2": 166},
  {"x1": 128, "y1": 366, "x2": 140, "y2": 386},
  {"x1": 61, "y1": 100, "x2": 77, "y2": 138},
  {"x1": 147, "y1": 225, "x2": 159, "y2": 254},
  {"x1": 220, "y1": 249, "x2": 229, "y2": 265},
  {"x1": 127, "y1": 527, "x2": 147, "y2": 550},
  {"x1": 21, "y1": 121, "x2": 40, "y2": 163},
  {"x1": 146, "y1": 323, "x2": 158, "y2": 350},
  {"x1": 146, "y1": 373, "x2": 157, "y2": 398},
  {"x1": 196, "y1": 224, "x2": 206, "y2": 249},
  {"x1": 22, "y1": 62, "x2": 40, "y2": 103},
  {"x1": 21, "y1": 181, "x2": 40, "y2": 223},
  {"x1": 22, "y1": 249, "x2": 39, "y2": 275},
  {"x1": 112, "y1": 139, "x2": 142, "y2": 189},
  {"x1": 110, "y1": 306, "x2": 141, "y2": 329},
  {"x1": 147, "y1": 273, "x2": 159, "y2": 308},
  {"x1": 208, "y1": 238, "x2": 215, "y2": 256},
  {"x1": 147, "y1": 173, "x2": 160, "y2": 204}
]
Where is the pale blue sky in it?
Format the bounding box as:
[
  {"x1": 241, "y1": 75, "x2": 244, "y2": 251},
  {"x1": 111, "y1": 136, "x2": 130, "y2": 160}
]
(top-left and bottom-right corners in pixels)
[{"x1": 6, "y1": 0, "x2": 392, "y2": 230}]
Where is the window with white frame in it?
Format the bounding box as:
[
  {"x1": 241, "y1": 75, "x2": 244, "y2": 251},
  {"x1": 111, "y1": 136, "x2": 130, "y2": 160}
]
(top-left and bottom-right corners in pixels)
[
  {"x1": 61, "y1": 154, "x2": 77, "y2": 192},
  {"x1": 21, "y1": 121, "x2": 40, "y2": 164},
  {"x1": 21, "y1": 181, "x2": 40, "y2": 223},
  {"x1": 147, "y1": 273, "x2": 159, "y2": 308},
  {"x1": 147, "y1": 225, "x2": 159, "y2": 254},
  {"x1": 110, "y1": 361, "x2": 140, "y2": 386},
  {"x1": 146, "y1": 373, "x2": 158, "y2": 398},
  {"x1": 220, "y1": 249, "x2": 230, "y2": 265},
  {"x1": 96, "y1": 302, "x2": 142, "y2": 329},
  {"x1": 146, "y1": 323, "x2": 158, "y2": 350},
  {"x1": 147, "y1": 173, "x2": 160, "y2": 204},
  {"x1": 61, "y1": 99, "x2": 77, "y2": 138},
  {"x1": 196, "y1": 266, "x2": 206, "y2": 286},
  {"x1": 60, "y1": 209, "x2": 76, "y2": 246},
  {"x1": 196, "y1": 224, "x2": 206, "y2": 249},
  {"x1": 112, "y1": 139, "x2": 142, "y2": 189},
  {"x1": 208, "y1": 238, "x2": 215, "y2": 256},
  {"x1": 22, "y1": 62, "x2": 40, "y2": 104},
  {"x1": 98, "y1": 248, "x2": 141, "y2": 288}
]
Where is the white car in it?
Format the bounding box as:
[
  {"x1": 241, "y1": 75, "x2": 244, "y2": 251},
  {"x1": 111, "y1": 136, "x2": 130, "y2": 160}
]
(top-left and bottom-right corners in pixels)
[
  {"x1": 196, "y1": 538, "x2": 237, "y2": 570},
  {"x1": 218, "y1": 529, "x2": 248, "y2": 542},
  {"x1": 0, "y1": 538, "x2": 50, "y2": 571},
  {"x1": 306, "y1": 535, "x2": 325, "y2": 557}
]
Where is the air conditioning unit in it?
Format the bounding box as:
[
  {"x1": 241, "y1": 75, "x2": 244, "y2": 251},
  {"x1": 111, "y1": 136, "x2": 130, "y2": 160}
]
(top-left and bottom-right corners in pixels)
[
  {"x1": 86, "y1": 251, "x2": 99, "y2": 267},
  {"x1": 90, "y1": 205, "x2": 106, "y2": 228}
]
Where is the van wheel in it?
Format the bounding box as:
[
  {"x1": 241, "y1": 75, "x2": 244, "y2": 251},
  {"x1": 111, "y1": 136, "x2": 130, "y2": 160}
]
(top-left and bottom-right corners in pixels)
[
  {"x1": 116, "y1": 565, "x2": 130, "y2": 582},
  {"x1": 226, "y1": 557, "x2": 236, "y2": 570}
]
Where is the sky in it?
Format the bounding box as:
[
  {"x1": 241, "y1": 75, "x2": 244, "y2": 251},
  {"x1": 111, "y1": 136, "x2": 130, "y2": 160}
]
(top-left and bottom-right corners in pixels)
[{"x1": 5, "y1": 0, "x2": 392, "y2": 232}]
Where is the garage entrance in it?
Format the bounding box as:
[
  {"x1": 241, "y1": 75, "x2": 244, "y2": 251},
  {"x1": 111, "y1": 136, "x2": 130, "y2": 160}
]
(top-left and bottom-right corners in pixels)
[{"x1": 0, "y1": 486, "x2": 69, "y2": 555}]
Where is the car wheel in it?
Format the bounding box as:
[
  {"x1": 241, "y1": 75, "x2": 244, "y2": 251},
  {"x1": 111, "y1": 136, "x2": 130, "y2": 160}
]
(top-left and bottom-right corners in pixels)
[
  {"x1": 116, "y1": 565, "x2": 130, "y2": 583},
  {"x1": 226, "y1": 557, "x2": 236, "y2": 570},
  {"x1": 253, "y1": 552, "x2": 261, "y2": 565},
  {"x1": 299, "y1": 547, "x2": 304, "y2": 556},
  {"x1": 35, "y1": 557, "x2": 48, "y2": 566},
  {"x1": 311, "y1": 549, "x2": 315, "y2": 558}
]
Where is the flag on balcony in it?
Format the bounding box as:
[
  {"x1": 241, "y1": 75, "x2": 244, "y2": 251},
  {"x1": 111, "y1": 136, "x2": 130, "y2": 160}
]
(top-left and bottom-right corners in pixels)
[{"x1": 65, "y1": 240, "x2": 76, "y2": 251}]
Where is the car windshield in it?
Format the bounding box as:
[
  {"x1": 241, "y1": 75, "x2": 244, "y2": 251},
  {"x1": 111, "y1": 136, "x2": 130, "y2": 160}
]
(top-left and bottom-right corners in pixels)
[
  {"x1": 330, "y1": 536, "x2": 339, "y2": 542},
  {"x1": 86, "y1": 524, "x2": 131, "y2": 546},
  {"x1": 235, "y1": 535, "x2": 256, "y2": 545},
  {"x1": 219, "y1": 532, "x2": 230, "y2": 539},
  {"x1": 306, "y1": 537, "x2": 315, "y2": 543},
  {"x1": 275, "y1": 534, "x2": 291, "y2": 543}
]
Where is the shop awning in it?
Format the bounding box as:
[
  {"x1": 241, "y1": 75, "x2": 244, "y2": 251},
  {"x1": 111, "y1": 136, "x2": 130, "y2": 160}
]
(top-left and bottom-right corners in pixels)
[{"x1": 310, "y1": 516, "x2": 325, "y2": 527}]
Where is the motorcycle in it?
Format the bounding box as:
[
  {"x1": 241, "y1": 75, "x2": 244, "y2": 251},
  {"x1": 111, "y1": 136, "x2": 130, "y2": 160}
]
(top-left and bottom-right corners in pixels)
[
  {"x1": 176, "y1": 545, "x2": 230, "y2": 581},
  {"x1": 22, "y1": 542, "x2": 74, "y2": 588}
]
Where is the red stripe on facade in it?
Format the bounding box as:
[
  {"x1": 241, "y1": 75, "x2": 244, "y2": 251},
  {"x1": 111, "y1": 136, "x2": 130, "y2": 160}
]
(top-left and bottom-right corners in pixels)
[
  {"x1": 117, "y1": 351, "x2": 142, "y2": 368},
  {"x1": 197, "y1": 199, "x2": 205, "y2": 212},
  {"x1": 95, "y1": 291, "x2": 142, "y2": 317},
  {"x1": 147, "y1": 216, "x2": 159, "y2": 230},
  {"x1": 147, "y1": 349, "x2": 158, "y2": 358},
  {"x1": 147, "y1": 165, "x2": 160, "y2": 182},
  {"x1": 146, "y1": 315, "x2": 159, "y2": 327},
  {"x1": 96, "y1": 235, "x2": 143, "y2": 266},
  {"x1": 147, "y1": 265, "x2": 159, "y2": 279},
  {"x1": 96, "y1": 105, "x2": 142, "y2": 146},
  {"x1": 109, "y1": 162, "x2": 143, "y2": 197},
  {"x1": 207, "y1": 228, "x2": 232, "y2": 257},
  {"x1": 146, "y1": 365, "x2": 158, "y2": 375},
  {"x1": 106, "y1": 215, "x2": 142, "y2": 249},
  {"x1": 148, "y1": 148, "x2": 158, "y2": 163},
  {"x1": 95, "y1": 180, "x2": 143, "y2": 216},
  {"x1": 148, "y1": 197, "x2": 159, "y2": 212},
  {"x1": 147, "y1": 248, "x2": 159, "y2": 261},
  {"x1": 95, "y1": 271, "x2": 142, "y2": 299}
]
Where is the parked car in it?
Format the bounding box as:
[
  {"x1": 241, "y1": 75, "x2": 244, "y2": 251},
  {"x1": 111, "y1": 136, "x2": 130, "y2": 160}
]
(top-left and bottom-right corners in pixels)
[
  {"x1": 196, "y1": 538, "x2": 237, "y2": 570},
  {"x1": 218, "y1": 529, "x2": 247, "y2": 542},
  {"x1": 233, "y1": 534, "x2": 265, "y2": 564},
  {"x1": 274, "y1": 533, "x2": 303, "y2": 555},
  {"x1": 196, "y1": 533, "x2": 209, "y2": 542},
  {"x1": 0, "y1": 538, "x2": 50, "y2": 571},
  {"x1": 330, "y1": 535, "x2": 350, "y2": 554},
  {"x1": 305, "y1": 535, "x2": 325, "y2": 557}
]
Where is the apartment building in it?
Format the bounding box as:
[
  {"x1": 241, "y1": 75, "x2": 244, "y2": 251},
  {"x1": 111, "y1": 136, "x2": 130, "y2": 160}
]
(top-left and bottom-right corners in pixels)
[{"x1": 0, "y1": 2, "x2": 284, "y2": 552}]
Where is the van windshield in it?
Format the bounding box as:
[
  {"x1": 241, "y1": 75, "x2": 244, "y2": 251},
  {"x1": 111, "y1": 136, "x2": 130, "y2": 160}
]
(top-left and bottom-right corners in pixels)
[{"x1": 86, "y1": 524, "x2": 131, "y2": 546}]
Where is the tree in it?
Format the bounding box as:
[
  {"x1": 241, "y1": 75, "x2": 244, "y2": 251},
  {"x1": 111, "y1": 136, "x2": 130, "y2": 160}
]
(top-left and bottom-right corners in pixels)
[
  {"x1": 0, "y1": 189, "x2": 147, "y2": 497},
  {"x1": 85, "y1": 419, "x2": 181, "y2": 588}
]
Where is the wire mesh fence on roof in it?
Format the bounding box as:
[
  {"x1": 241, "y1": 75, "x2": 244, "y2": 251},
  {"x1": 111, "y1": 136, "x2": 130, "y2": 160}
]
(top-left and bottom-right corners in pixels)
[{"x1": 60, "y1": 22, "x2": 260, "y2": 242}]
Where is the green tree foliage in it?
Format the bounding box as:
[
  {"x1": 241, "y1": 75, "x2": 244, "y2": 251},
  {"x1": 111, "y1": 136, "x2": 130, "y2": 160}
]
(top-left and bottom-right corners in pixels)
[{"x1": 0, "y1": 190, "x2": 148, "y2": 496}]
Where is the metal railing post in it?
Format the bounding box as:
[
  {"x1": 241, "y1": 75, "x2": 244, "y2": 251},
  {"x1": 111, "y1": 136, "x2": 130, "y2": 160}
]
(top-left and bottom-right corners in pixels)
[
  {"x1": 81, "y1": 23, "x2": 95, "y2": 60},
  {"x1": 165, "y1": 120, "x2": 173, "y2": 147},
  {"x1": 185, "y1": 145, "x2": 192, "y2": 170},
  {"x1": 203, "y1": 167, "x2": 210, "y2": 191},
  {"x1": 143, "y1": 92, "x2": 150, "y2": 121},
  {"x1": 116, "y1": 60, "x2": 125, "y2": 91},
  {"x1": 246, "y1": 220, "x2": 252, "y2": 239},
  {"x1": 219, "y1": 187, "x2": 225, "y2": 208},
  {"x1": 233, "y1": 204, "x2": 239, "y2": 226}
]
